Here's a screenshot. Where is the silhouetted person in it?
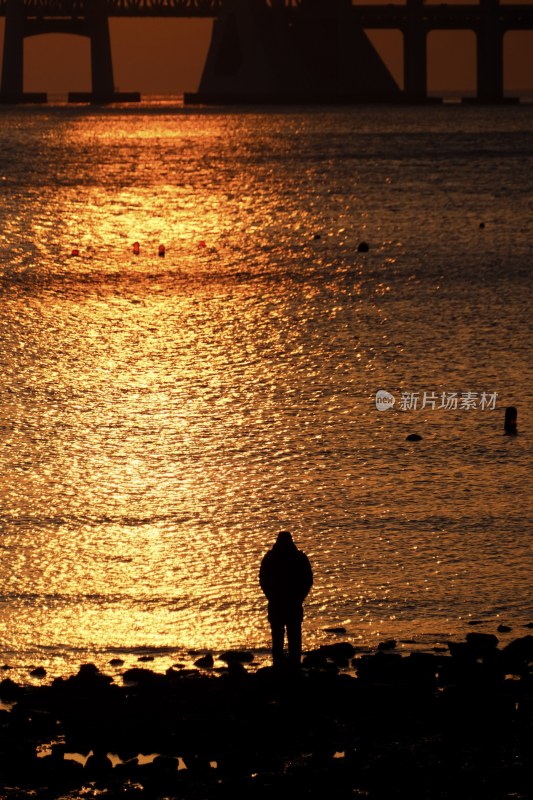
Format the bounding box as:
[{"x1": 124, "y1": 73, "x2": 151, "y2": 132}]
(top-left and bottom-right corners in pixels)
[{"x1": 259, "y1": 531, "x2": 313, "y2": 668}]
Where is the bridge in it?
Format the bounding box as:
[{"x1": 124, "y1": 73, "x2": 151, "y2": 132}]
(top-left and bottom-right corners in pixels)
[{"x1": 1, "y1": 0, "x2": 532, "y2": 104}]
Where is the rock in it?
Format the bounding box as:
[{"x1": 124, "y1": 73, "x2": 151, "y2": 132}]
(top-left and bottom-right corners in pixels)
[
  {"x1": 503, "y1": 635, "x2": 533, "y2": 663},
  {"x1": 29, "y1": 666, "x2": 47, "y2": 678},
  {"x1": 218, "y1": 650, "x2": 254, "y2": 664},
  {"x1": 406, "y1": 433, "x2": 422, "y2": 441},
  {"x1": 357, "y1": 241, "x2": 369, "y2": 252},
  {"x1": 354, "y1": 651, "x2": 403, "y2": 682},
  {"x1": 319, "y1": 642, "x2": 356, "y2": 662},
  {"x1": 302, "y1": 650, "x2": 329, "y2": 669},
  {"x1": 109, "y1": 658, "x2": 125, "y2": 667},
  {"x1": 467, "y1": 620, "x2": 484, "y2": 625},
  {"x1": 524, "y1": 622, "x2": 533, "y2": 629},
  {"x1": 377, "y1": 639, "x2": 397, "y2": 651},
  {"x1": 122, "y1": 667, "x2": 161, "y2": 685},
  {"x1": 194, "y1": 654, "x2": 214, "y2": 669},
  {"x1": 497, "y1": 624, "x2": 512, "y2": 633},
  {"x1": 465, "y1": 632, "x2": 499, "y2": 649},
  {"x1": 323, "y1": 627, "x2": 347, "y2": 634},
  {"x1": 138, "y1": 655, "x2": 154, "y2": 662},
  {"x1": 0, "y1": 677, "x2": 22, "y2": 700}
]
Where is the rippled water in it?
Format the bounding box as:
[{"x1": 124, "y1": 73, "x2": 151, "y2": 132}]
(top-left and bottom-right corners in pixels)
[{"x1": 0, "y1": 101, "x2": 532, "y2": 681}]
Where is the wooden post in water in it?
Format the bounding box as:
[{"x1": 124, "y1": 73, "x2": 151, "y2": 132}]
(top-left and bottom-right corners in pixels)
[{"x1": 504, "y1": 406, "x2": 518, "y2": 435}]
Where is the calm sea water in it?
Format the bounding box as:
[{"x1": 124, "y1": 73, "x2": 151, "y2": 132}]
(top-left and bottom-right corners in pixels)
[{"x1": 0, "y1": 100, "x2": 532, "y2": 682}]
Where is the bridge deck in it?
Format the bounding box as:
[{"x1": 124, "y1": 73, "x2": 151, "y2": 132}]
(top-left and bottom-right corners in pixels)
[{"x1": 0, "y1": 0, "x2": 532, "y2": 28}]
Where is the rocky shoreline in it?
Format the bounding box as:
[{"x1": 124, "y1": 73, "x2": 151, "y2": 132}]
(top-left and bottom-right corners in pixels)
[{"x1": 1, "y1": 633, "x2": 532, "y2": 800}]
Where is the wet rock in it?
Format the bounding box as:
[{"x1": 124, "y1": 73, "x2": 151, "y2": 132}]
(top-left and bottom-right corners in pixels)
[
  {"x1": 0, "y1": 677, "x2": 22, "y2": 701},
  {"x1": 323, "y1": 627, "x2": 347, "y2": 634},
  {"x1": 138, "y1": 655, "x2": 154, "y2": 662},
  {"x1": 318, "y1": 642, "x2": 356, "y2": 662},
  {"x1": 1, "y1": 665, "x2": 11, "y2": 671},
  {"x1": 377, "y1": 639, "x2": 397, "y2": 651},
  {"x1": 354, "y1": 651, "x2": 403, "y2": 682},
  {"x1": 29, "y1": 666, "x2": 47, "y2": 678},
  {"x1": 468, "y1": 619, "x2": 484, "y2": 625},
  {"x1": 465, "y1": 632, "x2": 499, "y2": 649},
  {"x1": 524, "y1": 622, "x2": 533, "y2": 628},
  {"x1": 497, "y1": 624, "x2": 512, "y2": 633},
  {"x1": 302, "y1": 650, "x2": 329, "y2": 669},
  {"x1": 218, "y1": 650, "x2": 254, "y2": 664},
  {"x1": 406, "y1": 433, "x2": 422, "y2": 441},
  {"x1": 503, "y1": 635, "x2": 533, "y2": 664},
  {"x1": 357, "y1": 241, "x2": 369, "y2": 252},
  {"x1": 194, "y1": 653, "x2": 214, "y2": 669},
  {"x1": 109, "y1": 658, "x2": 124, "y2": 666},
  {"x1": 85, "y1": 750, "x2": 113, "y2": 776},
  {"x1": 122, "y1": 667, "x2": 161, "y2": 685}
]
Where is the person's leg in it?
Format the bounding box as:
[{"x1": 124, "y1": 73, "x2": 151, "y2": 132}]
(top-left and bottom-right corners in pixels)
[
  {"x1": 286, "y1": 616, "x2": 302, "y2": 668},
  {"x1": 270, "y1": 620, "x2": 285, "y2": 668}
]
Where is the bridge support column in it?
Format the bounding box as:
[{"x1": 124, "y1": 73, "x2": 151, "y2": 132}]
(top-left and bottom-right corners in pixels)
[
  {"x1": 186, "y1": 0, "x2": 401, "y2": 104},
  {"x1": 404, "y1": 0, "x2": 427, "y2": 101},
  {"x1": 1, "y1": 0, "x2": 24, "y2": 99},
  {"x1": 476, "y1": 0, "x2": 504, "y2": 102},
  {"x1": 0, "y1": 0, "x2": 46, "y2": 102},
  {"x1": 89, "y1": 0, "x2": 116, "y2": 100}
]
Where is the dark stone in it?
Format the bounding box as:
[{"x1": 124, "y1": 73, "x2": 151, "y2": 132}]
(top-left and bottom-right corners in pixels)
[
  {"x1": 313, "y1": 234, "x2": 322, "y2": 240},
  {"x1": 122, "y1": 667, "x2": 161, "y2": 685},
  {"x1": 0, "y1": 678, "x2": 22, "y2": 700},
  {"x1": 29, "y1": 666, "x2": 47, "y2": 678},
  {"x1": 524, "y1": 622, "x2": 533, "y2": 628},
  {"x1": 377, "y1": 639, "x2": 397, "y2": 651},
  {"x1": 323, "y1": 627, "x2": 347, "y2": 634},
  {"x1": 218, "y1": 650, "x2": 254, "y2": 664},
  {"x1": 1, "y1": 665, "x2": 11, "y2": 671},
  {"x1": 465, "y1": 632, "x2": 499, "y2": 648},
  {"x1": 319, "y1": 642, "x2": 356, "y2": 662},
  {"x1": 468, "y1": 619, "x2": 484, "y2": 625},
  {"x1": 357, "y1": 241, "x2": 369, "y2": 252},
  {"x1": 497, "y1": 624, "x2": 512, "y2": 633},
  {"x1": 302, "y1": 650, "x2": 329, "y2": 669},
  {"x1": 354, "y1": 651, "x2": 403, "y2": 682},
  {"x1": 194, "y1": 654, "x2": 214, "y2": 669},
  {"x1": 138, "y1": 655, "x2": 154, "y2": 662},
  {"x1": 109, "y1": 658, "x2": 125, "y2": 666},
  {"x1": 406, "y1": 433, "x2": 422, "y2": 441},
  {"x1": 503, "y1": 635, "x2": 533, "y2": 662}
]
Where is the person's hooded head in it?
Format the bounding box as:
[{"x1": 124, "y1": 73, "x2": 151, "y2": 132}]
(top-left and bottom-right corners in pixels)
[{"x1": 275, "y1": 530, "x2": 297, "y2": 549}]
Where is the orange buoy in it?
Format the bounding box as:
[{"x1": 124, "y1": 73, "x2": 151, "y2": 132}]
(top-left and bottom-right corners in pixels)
[
  {"x1": 133, "y1": 242, "x2": 140, "y2": 255},
  {"x1": 158, "y1": 244, "x2": 166, "y2": 258},
  {"x1": 71, "y1": 248, "x2": 80, "y2": 256},
  {"x1": 199, "y1": 240, "x2": 207, "y2": 249}
]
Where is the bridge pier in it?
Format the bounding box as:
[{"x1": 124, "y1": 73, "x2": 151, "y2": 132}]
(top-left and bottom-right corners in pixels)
[
  {"x1": 0, "y1": 0, "x2": 139, "y2": 104},
  {"x1": 403, "y1": 0, "x2": 428, "y2": 101},
  {"x1": 476, "y1": 0, "x2": 504, "y2": 102},
  {"x1": 1, "y1": 0, "x2": 46, "y2": 102},
  {"x1": 185, "y1": 0, "x2": 401, "y2": 104}
]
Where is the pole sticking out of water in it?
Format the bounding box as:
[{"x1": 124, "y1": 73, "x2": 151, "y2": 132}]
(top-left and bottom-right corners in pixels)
[{"x1": 504, "y1": 406, "x2": 518, "y2": 435}]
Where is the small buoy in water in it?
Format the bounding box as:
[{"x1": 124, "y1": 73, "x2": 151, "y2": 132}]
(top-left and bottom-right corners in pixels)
[
  {"x1": 71, "y1": 247, "x2": 79, "y2": 257},
  {"x1": 357, "y1": 241, "x2": 369, "y2": 253},
  {"x1": 504, "y1": 406, "x2": 517, "y2": 435},
  {"x1": 158, "y1": 244, "x2": 166, "y2": 258},
  {"x1": 199, "y1": 240, "x2": 207, "y2": 249},
  {"x1": 133, "y1": 241, "x2": 140, "y2": 255},
  {"x1": 479, "y1": 222, "x2": 485, "y2": 229},
  {"x1": 313, "y1": 233, "x2": 322, "y2": 240},
  {"x1": 406, "y1": 433, "x2": 422, "y2": 441}
]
